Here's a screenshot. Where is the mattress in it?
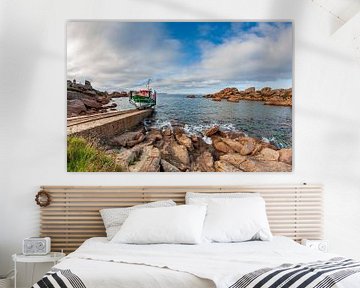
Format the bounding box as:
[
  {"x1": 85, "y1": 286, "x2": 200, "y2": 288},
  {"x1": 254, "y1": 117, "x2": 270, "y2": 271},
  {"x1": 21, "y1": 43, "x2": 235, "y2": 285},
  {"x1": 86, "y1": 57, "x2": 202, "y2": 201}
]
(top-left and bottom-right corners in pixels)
[{"x1": 36, "y1": 236, "x2": 360, "y2": 288}]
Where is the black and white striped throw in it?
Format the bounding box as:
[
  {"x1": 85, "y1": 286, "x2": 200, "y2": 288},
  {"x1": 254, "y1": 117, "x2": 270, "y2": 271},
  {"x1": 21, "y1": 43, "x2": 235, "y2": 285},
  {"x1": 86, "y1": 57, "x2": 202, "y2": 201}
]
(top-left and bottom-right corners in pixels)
[
  {"x1": 32, "y1": 268, "x2": 86, "y2": 288},
  {"x1": 229, "y1": 257, "x2": 360, "y2": 288}
]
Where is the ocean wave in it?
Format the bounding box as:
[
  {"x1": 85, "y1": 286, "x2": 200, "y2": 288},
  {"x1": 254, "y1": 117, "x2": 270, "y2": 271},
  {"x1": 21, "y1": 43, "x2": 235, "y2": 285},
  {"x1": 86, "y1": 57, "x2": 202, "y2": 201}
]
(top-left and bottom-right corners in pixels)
[
  {"x1": 151, "y1": 120, "x2": 246, "y2": 136},
  {"x1": 148, "y1": 119, "x2": 289, "y2": 149}
]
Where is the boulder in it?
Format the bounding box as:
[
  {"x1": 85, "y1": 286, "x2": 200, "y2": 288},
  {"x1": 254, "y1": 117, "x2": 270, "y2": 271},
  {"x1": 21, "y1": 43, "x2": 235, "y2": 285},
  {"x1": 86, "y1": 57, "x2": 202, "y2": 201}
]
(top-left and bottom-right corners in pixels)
[
  {"x1": 216, "y1": 130, "x2": 228, "y2": 138},
  {"x1": 145, "y1": 129, "x2": 163, "y2": 145},
  {"x1": 127, "y1": 134, "x2": 145, "y2": 147},
  {"x1": 218, "y1": 87, "x2": 238, "y2": 97},
  {"x1": 238, "y1": 159, "x2": 257, "y2": 172},
  {"x1": 193, "y1": 151, "x2": 215, "y2": 172},
  {"x1": 214, "y1": 160, "x2": 241, "y2": 172},
  {"x1": 82, "y1": 98, "x2": 102, "y2": 109},
  {"x1": 170, "y1": 142, "x2": 190, "y2": 166},
  {"x1": 226, "y1": 131, "x2": 246, "y2": 139},
  {"x1": 110, "y1": 91, "x2": 128, "y2": 98},
  {"x1": 260, "y1": 87, "x2": 272, "y2": 96},
  {"x1": 175, "y1": 133, "x2": 193, "y2": 150},
  {"x1": 161, "y1": 159, "x2": 181, "y2": 172},
  {"x1": 245, "y1": 87, "x2": 256, "y2": 93},
  {"x1": 162, "y1": 127, "x2": 172, "y2": 137},
  {"x1": 86, "y1": 90, "x2": 97, "y2": 96},
  {"x1": 112, "y1": 131, "x2": 145, "y2": 148},
  {"x1": 115, "y1": 146, "x2": 143, "y2": 171},
  {"x1": 191, "y1": 135, "x2": 199, "y2": 143},
  {"x1": 251, "y1": 143, "x2": 263, "y2": 156},
  {"x1": 259, "y1": 147, "x2": 280, "y2": 161},
  {"x1": 96, "y1": 95, "x2": 111, "y2": 105},
  {"x1": 239, "y1": 157, "x2": 291, "y2": 172},
  {"x1": 279, "y1": 148, "x2": 292, "y2": 164},
  {"x1": 205, "y1": 126, "x2": 219, "y2": 137},
  {"x1": 173, "y1": 126, "x2": 185, "y2": 136},
  {"x1": 239, "y1": 137, "x2": 256, "y2": 155},
  {"x1": 284, "y1": 88, "x2": 292, "y2": 97},
  {"x1": 103, "y1": 103, "x2": 117, "y2": 109},
  {"x1": 212, "y1": 137, "x2": 233, "y2": 153},
  {"x1": 161, "y1": 141, "x2": 190, "y2": 171},
  {"x1": 264, "y1": 99, "x2": 292, "y2": 107},
  {"x1": 219, "y1": 154, "x2": 247, "y2": 169},
  {"x1": 186, "y1": 95, "x2": 196, "y2": 98},
  {"x1": 221, "y1": 138, "x2": 243, "y2": 153},
  {"x1": 84, "y1": 80, "x2": 92, "y2": 89},
  {"x1": 227, "y1": 96, "x2": 240, "y2": 103},
  {"x1": 192, "y1": 136, "x2": 211, "y2": 154},
  {"x1": 129, "y1": 146, "x2": 161, "y2": 172},
  {"x1": 67, "y1": 90, "x2": 86, "y2": 101},
  {"x1": 254, "y1": 160, "x2": 291, "y2": 172},
  {"x1": 67, "y1": 99, "x2": 86, "y2": 117},
  {"x1": 205, "y1": 86, "x2": 292, "y2": 107}
]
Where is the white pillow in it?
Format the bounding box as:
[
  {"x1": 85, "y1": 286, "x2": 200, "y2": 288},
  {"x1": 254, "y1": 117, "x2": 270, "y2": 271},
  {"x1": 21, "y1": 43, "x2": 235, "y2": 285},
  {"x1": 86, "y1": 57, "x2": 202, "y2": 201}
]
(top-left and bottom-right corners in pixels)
[
  {"x1": 186, "y1": 192, "x2": 259, "y2": 205},
  {"x1": 100, "y1": 200, "x2": 176, "y2": 240},
  {"x1": 111, "y1": 205, "x2": 207, "y2": 244},
  {"x1": 202, "y1": 197, "x2": 272, "y2": 243}
]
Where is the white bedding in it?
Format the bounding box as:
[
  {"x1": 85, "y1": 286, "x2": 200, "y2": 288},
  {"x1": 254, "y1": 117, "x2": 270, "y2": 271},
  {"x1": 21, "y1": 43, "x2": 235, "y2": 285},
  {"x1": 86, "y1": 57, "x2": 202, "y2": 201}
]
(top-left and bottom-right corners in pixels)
[{"x1": 53, "y1": 237, "x2": 360, "y2": 288}]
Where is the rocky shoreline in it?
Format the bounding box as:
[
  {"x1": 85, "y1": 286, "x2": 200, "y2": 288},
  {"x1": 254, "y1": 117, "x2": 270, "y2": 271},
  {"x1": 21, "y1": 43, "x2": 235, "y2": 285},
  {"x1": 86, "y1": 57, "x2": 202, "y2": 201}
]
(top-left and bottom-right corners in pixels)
[
  {"x1": 203, "y1": 87, "x2": 292, "y2": 107},
  {"x1": 67, "y1": 81, "x2": 292, "y2": 118},
  {"x1": 103, "y1": 124, "x2": 292, "y2": 172},
  {"x1": 67, "y1": 80, "x2": 127, "y2": 118},
  {"x1": 67, "y1": 81, "x2": 292, "y2": 172}
]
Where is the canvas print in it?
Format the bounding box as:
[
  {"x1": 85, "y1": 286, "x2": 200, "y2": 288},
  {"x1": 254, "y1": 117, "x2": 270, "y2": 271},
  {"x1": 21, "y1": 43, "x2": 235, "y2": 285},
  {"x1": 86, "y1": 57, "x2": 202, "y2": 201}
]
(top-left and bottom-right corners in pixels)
[{"x1": 67, "y1": 21, "x2": 292, "y2": 172}]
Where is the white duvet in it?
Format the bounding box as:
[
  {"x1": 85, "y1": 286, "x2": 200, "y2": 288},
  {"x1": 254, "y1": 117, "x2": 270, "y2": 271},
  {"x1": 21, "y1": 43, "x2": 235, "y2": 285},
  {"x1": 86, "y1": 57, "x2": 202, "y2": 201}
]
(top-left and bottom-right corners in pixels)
[{"x1": 54, "y1": 237, "x2": 360, "y2": 288}]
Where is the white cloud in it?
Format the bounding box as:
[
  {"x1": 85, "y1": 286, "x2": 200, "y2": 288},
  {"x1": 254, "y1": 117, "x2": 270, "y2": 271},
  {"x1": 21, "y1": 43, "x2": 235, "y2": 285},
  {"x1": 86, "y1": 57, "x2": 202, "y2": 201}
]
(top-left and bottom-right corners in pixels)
[
  {"x1": 67, "y1": 22, "x2": 181, "y2": 91},
  {"x1": 67, "y1": 22, "x2": 292, "y2": 93},
  {"x1": 199, "y1": 23, "x2": 293, "y2": 82}
]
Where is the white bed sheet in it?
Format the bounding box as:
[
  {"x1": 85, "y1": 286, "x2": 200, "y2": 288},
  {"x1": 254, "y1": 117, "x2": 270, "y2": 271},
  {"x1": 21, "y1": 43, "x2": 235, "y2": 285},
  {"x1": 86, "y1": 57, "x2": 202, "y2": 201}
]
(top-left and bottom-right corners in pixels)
[{"x1": 54, "y1": 236, "x2": 360, "y2": 288}]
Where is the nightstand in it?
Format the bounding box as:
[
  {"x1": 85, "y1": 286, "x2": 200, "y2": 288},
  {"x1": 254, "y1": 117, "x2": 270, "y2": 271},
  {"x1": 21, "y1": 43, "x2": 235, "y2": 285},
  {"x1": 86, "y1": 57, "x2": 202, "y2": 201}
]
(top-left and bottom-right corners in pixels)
[
  {"x1": 12, "y1": 252, "x2": 65, "y2": 288},
  {"x1": 301, "y1": 239, "x2": 328, "y2": 252}
]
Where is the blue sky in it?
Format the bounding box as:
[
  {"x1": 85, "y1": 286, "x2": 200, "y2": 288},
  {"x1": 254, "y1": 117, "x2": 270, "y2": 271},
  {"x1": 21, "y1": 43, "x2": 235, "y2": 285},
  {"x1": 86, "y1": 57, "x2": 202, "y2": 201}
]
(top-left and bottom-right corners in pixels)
[
  {"x1": 164, "y1": 22, "x2": 232, "y2": 64},
  {"x1": 67, "y1": 22, "x2": 293, "y2": 93}
]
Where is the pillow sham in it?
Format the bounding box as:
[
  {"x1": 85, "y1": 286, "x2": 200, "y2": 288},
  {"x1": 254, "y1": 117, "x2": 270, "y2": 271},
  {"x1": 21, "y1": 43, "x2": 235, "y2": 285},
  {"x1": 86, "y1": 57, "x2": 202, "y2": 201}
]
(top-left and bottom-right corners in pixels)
[
  {"x1": 100, "y1": 200, "x2": 176, "y2": 240},
  {"x1": 202, "y1": 197, "x2": 272, "y2": 243},
  {"x1": 111, "y1": 205, "x2": 207, "y2": 244},
  {"x1": 186, "y1": 192, "x2": 259, "y2": 205}
]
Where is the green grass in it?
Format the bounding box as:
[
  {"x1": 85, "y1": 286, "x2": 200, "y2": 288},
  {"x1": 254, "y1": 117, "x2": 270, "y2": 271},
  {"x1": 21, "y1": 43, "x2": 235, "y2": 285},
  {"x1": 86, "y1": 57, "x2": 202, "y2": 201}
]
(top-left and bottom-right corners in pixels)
[{"x1": 67, "y1": 136, "x2": 122, "y2": 172}]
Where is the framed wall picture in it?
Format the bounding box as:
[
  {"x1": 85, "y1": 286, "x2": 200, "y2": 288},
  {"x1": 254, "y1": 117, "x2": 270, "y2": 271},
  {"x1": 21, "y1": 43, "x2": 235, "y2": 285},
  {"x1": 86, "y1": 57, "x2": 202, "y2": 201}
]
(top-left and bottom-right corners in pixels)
[{"x1": 67, "y1": 21, "x2": 292, "y2": 172}]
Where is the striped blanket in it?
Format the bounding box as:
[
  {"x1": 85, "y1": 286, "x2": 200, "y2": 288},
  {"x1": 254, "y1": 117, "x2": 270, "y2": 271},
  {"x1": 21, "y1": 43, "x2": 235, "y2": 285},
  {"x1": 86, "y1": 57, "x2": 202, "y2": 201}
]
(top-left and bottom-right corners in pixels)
[
  {"x1": 32, "y1": 268, "x2": 86, "y2": 288},
  {"x1": 230, "y1": 258, "x2": 360, "y2": 288},
  {"x1": 33, "y1": 258, "x2": 359, "y2": 288}
]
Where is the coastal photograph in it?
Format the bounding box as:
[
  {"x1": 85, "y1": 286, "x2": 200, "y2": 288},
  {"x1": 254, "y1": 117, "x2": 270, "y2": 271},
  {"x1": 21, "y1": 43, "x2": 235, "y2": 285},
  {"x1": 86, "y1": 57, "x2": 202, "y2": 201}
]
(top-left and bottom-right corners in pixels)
[{"x1": 67, "y1": 21, "x2": 293, "y2": 172}]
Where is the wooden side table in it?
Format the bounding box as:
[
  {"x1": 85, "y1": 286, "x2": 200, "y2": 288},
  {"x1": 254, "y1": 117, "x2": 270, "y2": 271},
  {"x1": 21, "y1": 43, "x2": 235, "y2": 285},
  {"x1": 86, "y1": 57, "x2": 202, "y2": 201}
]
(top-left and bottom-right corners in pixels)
[{"x1": 12, "y1": 252, "x2": 65, "y2": 288}]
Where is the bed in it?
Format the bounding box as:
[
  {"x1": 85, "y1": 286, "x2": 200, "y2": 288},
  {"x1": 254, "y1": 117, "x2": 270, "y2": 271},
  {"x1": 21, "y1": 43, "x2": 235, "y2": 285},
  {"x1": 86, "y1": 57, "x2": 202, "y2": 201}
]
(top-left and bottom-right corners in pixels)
[
  {"x1": 33, "y1": 185, "x2": 360, "y2": 288},
  {"x1": 33, "y1": 236, "x2": 360, "y2": 288}
]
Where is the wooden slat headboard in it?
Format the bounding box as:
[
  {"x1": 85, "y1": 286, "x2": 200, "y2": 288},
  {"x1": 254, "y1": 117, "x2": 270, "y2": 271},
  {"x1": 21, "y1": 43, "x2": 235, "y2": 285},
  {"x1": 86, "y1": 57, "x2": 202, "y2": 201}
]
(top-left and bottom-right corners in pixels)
[{"x1": 39, "y1": 184, "x2": 323, "y2": 253}]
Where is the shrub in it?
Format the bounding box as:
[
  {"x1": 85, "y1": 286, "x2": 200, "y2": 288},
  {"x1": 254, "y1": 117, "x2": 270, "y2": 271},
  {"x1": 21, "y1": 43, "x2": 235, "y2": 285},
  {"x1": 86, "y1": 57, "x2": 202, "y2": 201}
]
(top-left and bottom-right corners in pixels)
[{"x1": 67, "y1": 136, "x2": 122, "y2": 172}]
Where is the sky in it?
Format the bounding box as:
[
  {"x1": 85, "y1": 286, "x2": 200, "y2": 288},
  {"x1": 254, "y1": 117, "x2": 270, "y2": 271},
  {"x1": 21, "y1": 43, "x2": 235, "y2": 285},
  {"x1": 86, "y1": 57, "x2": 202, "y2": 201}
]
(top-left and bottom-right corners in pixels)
[{"x1": 67, "y1": 22, "x2": 293, "y2": 94}]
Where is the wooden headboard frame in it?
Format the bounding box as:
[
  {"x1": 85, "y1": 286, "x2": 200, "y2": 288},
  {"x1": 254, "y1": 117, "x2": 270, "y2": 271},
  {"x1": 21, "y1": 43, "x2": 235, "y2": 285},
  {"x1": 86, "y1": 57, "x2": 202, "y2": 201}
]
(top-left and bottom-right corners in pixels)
[{"x1": 39, "y1": 184, "x2": 323, "y2": 253}]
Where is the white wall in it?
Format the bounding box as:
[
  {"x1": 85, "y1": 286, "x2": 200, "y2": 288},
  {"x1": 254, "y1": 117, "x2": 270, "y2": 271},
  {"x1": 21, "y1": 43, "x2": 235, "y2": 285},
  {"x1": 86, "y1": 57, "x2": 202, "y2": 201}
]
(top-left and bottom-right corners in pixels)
[{"x1": 1, "y1": 0, "x2": 360, "y2": 285}]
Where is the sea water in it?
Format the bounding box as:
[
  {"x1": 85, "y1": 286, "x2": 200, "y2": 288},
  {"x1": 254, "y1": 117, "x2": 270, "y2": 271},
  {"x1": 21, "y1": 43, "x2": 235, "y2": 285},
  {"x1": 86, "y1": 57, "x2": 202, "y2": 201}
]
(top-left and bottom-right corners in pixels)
[{"x1": 112, "y1": 94, "x2": 292, "y2": 148}]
